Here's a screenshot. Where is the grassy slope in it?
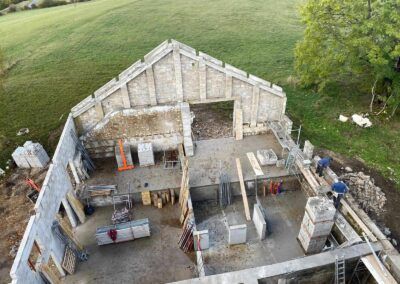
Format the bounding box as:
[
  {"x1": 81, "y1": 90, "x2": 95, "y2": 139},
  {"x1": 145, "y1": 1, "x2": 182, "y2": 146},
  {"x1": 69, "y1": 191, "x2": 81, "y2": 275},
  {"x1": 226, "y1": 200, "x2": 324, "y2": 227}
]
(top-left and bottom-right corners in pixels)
[{"x1": 0, "y1": 0, "x2": 398, "y2": 186}]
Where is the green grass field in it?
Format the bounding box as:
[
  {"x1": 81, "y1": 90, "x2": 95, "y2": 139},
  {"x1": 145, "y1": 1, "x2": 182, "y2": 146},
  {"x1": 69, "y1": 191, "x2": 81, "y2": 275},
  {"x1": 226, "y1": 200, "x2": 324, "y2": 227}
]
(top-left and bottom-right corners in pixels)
[{"x1": 0, "y1": 0, "x2": 399, "y2": 187}]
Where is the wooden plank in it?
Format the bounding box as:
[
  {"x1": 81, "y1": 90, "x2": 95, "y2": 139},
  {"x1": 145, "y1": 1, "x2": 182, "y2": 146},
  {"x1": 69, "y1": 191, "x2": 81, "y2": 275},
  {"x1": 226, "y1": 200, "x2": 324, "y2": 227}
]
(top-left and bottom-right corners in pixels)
[
  {"x1": 141, "y1": 191, "x2": 151, "y2": 205},
  {"x1": 362, "y1": 255, "x2": 397, "y2": 284},
  {"x1": 66, "y1": 191, "x2": 86, "y2": 224},
  {"x1": 56, "y1": 214, "x2": 84, "y2": 251},
  {"x1": 41, "y1": 264, "x2": 62, "y2": 284},
  {"x1": 235, "y1": 158, "x2": 251, "y2": 221},
  {"x1": 246, "y1": 152, "x2": 264, "y2": 176}
]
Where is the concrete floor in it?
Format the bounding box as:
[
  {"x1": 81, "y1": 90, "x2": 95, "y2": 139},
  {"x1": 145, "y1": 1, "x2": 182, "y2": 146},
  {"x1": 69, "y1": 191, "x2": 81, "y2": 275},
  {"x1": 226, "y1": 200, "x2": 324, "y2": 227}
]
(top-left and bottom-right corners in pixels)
[
  {"x1": 87, "y1": 133, "x2": 289, "y2": 195},
  {"x1": 189, "y1": 133, "x2": 289, "y2": 188},
  {"x1": 65, "y1": 203, "x2": 196, "y2": 284},
  {"x1": 193, "y1": 190, "x2": 307, "y2": 275}
]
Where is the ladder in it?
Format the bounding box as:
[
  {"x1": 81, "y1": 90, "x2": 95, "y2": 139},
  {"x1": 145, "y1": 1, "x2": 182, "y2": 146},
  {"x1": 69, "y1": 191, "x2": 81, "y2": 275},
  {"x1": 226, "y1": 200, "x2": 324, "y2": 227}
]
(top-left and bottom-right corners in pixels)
[{"x1": 335, "y1": 255, "x2": 346, "y2": 284}]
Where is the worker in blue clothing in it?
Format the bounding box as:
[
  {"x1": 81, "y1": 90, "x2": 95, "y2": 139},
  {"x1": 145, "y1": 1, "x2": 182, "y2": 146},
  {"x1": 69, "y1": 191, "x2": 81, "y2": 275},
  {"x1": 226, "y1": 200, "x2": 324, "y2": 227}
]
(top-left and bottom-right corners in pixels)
[
  {"x1": 331, "y1": 181, "x2": 348, "y2": 209},
  {"x1": 316, "y1": 157, "x2": 333, "y2": 177}
]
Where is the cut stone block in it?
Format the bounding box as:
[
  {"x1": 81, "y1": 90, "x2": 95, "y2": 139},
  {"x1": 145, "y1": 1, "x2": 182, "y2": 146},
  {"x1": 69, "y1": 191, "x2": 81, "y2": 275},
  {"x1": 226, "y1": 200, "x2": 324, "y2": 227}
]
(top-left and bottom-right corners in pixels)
[
  {"x1": 194, "y1": 230, "x2": 209, "y2": 251},
  {"x1": 253, "y1": 204, "x2": 266, "y2": 240},
  {"x1": 228, "y1": 224, "x2": 247, "y2": 245},
  {"x1": 301, "y1": 211, "x2": 334, "y2": 238}
]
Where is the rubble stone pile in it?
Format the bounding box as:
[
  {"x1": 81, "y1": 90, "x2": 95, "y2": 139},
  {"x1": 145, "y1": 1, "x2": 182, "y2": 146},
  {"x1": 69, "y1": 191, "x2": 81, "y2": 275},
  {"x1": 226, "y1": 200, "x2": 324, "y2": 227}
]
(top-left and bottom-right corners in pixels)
[{"x1": 340, "y1": 171, "x2": 386, "y2": 215}]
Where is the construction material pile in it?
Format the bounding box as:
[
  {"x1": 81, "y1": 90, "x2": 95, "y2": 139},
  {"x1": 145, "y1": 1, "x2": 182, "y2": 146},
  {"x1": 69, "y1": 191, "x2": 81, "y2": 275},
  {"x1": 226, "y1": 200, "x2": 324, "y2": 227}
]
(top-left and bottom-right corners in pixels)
[{"x1": 340, "y1": 172, "x2": 386, "y2": 215}]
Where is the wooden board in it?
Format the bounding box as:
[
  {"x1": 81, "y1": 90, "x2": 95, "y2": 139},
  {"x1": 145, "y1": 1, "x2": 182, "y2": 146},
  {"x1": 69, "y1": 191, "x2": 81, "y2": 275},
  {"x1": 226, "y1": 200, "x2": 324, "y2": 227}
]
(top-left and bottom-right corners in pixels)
[
  {"x1": 235, "y1": 158, "x2": 251, "y2": 221},
  {"x1": 361, "y1": 255, "x2": 397, "y2": 284},
  {"x1": 41, "y1": 263, "x2": 62, "y2": 284},
  {"x1": 141, "y1": 191, "x2": 151, "y2": 206},
  {"x1": 246, "y1": 152, "x2": 264, "y2": 176},
  {"x1": 66, "y1": 191, "x2": 86, "y2": 224}
]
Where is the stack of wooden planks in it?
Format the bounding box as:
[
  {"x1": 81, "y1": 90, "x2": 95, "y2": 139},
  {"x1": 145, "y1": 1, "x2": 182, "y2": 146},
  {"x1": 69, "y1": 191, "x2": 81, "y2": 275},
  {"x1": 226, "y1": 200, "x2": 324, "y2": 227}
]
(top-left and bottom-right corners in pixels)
[
  {"x1": 150, "y1": 189, "x2": 175, "y2": 208},
  {"x1": 111, "y1": 207, "x2": 130, "y2": 224},
  {"x1": 96, "y1": 219, "x2": 150, "y2": 246}
]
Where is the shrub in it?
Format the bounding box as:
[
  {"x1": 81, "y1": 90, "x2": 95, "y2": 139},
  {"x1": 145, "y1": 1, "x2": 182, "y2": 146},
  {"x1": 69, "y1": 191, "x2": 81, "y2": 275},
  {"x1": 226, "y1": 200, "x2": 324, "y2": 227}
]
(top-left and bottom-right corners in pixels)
[
  {"x1": 40, "y1": 0, "x2": 68, "y2": 8},
  {"x1": 8, "y1": 4, "x2": 16, "y2": 12}
]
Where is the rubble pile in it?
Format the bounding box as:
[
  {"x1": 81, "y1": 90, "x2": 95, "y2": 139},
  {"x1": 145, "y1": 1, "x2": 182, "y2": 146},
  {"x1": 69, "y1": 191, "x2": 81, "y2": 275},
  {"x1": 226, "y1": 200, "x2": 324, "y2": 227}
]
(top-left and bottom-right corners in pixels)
[{"x1": 341, "y1": 171, "x2": 386, "y2": 215}]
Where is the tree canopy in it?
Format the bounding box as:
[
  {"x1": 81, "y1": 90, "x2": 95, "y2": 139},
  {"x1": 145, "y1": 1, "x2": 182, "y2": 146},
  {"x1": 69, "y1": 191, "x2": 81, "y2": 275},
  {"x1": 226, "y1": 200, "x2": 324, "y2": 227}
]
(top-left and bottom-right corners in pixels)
[{"x1": 295, "y1": 0, "x2": 400, "y2": 116}]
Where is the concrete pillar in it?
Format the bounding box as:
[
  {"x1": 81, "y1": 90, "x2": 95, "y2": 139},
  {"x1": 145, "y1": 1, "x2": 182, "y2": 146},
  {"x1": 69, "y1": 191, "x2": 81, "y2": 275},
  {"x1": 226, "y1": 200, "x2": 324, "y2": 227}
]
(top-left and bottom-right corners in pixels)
[
  {"x1": 250, "y1": 85, "x2": 260, "y2": 128},
  {"x1": 50, "y1": 251, "x2": 66, "y2": 278},
  {"x1": 235, "y1": 107, "x2": 243, "y2": 140},
  {"x1": 61, "y1": 198, "x2": 78, "y2": 228},
  {"x1": 68, "y1": 160, "x2": 80, "y2": 185},
  {"x1": 120, "y1": 83, "x2": 131, "y2": 108},
  {"x1": 145, "y1": 66, "x2": 157, "y2": 106},
  {"x1": 94, "y1": 103, "x2": 104, "y2": 120},
  {"x1": 199, "y1": 58, "x2": 207, "y2": 102},
  {"x1": 173, "y1": 45, "x2": 184, "y2": 102},
  {"x1": 225, "y1": 74, "x2": 232, "y2": 99}
]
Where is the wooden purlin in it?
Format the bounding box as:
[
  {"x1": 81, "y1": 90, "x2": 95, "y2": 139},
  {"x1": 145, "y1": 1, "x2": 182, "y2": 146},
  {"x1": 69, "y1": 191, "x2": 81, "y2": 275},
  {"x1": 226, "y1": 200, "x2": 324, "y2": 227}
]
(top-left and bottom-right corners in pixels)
[
  {"x1": 66, "y1": 191, "x2": 86, "y2": 224},
  {"x1": 235, "y1": 158, "x2": 251, "y2": 221},
  {"x1": 246, "y1": 152, "x2": 264, "y2": 176},
  {"x1": 361, "y1": 255, "x2": 397, "y2": 284}
]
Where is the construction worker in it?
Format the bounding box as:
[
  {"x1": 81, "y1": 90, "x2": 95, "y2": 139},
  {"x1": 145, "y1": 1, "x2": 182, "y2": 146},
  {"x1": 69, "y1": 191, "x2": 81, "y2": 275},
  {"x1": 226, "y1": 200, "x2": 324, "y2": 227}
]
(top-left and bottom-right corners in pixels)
[
  {"x1": 331, "y1": 181, "x2": 348, "y2": 209},
  {"x1": 316, "y1": 156, "x2": 332, "y2": 177}
]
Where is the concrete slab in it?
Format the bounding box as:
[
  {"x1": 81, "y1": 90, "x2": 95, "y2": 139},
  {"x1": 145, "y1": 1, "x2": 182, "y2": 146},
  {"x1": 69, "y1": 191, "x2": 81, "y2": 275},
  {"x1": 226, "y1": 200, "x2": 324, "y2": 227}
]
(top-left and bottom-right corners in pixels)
[
  {"x1": 193, "y1": 190, "x2": 307, "y2": 275},
  {"x1": 65, "y1": 204, "x2": 196, "y2": 284},
  {"x1": 189, "y1": 133, "x2": 289, "y2": 188}
]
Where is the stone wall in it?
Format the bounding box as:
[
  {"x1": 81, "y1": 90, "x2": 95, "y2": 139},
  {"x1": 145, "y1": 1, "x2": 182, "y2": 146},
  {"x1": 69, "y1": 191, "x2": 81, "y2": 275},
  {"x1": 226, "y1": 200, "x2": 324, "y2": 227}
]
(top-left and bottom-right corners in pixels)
[
  {"x1": 10, "y1": 115, "x2": 78, "y2": 284},
  {"x1": 71, "y1": 39, "x2": 287, "y2": 140}
]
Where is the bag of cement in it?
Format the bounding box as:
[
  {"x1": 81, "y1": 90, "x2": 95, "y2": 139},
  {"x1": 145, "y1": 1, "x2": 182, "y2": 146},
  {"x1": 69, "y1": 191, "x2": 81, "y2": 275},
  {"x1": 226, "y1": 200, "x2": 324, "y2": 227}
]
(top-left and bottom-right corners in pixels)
[{"x1": 257, "y1": 149, "x2": 278, "y2": 166}]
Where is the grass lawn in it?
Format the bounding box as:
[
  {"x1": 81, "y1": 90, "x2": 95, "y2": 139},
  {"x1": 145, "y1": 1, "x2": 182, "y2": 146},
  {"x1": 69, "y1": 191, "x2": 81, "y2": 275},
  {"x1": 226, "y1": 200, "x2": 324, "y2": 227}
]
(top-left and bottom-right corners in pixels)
[{"x1": 0, "y1": 0, "x2": 398, "y2": 187}]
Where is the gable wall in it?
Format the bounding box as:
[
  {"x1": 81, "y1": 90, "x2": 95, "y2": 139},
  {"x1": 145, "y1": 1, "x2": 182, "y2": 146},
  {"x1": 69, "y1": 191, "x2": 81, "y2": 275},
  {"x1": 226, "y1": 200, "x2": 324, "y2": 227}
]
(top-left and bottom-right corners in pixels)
[{"x1": 71, "y1": 40, "x2": 286, "y2": 137}]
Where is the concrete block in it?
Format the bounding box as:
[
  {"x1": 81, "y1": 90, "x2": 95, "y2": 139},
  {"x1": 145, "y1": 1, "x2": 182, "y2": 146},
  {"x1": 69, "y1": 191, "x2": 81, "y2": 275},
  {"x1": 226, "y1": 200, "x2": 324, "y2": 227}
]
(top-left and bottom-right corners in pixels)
[
  {"x1": 305, "y1": 196, "x2": 336, "y2": 223},
  {"x1": 298, "y1": 226, "x2": 327, "y2": 254},
  {"x1": 12, "y1": 147, "x2": 30, "y2": 168},
  {"x1": 138, "y1": 143, "x2": 155, "y2": 166},
  {"x1": 229, "y1": 224, "x2": 247, "y2": 245},
  {"x1": 253, "y1": 204, "x2": 266, "y2": 240},
  {"x1": 301, "y1": 210, "x2": 334, "y2": 237},
  {"x1": 22, "y1": 141, "x2": 50, "y2": 168},
  {"x1": 193, "y1": 230, "x2": 209, "y2": 251}
]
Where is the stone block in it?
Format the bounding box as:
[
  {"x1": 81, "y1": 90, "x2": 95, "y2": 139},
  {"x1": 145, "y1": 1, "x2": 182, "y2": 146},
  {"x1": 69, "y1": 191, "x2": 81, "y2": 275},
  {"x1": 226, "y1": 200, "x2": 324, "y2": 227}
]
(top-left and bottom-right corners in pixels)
[
  {"x1": 228, "y1": 224, "x2": 247, "y2": 245},
  {"x1": 193, "y1": 230, "x2": 209, "y2": 251},
  {"x1": 301, "y1": 210, "x2": 334, "y2": 237}
]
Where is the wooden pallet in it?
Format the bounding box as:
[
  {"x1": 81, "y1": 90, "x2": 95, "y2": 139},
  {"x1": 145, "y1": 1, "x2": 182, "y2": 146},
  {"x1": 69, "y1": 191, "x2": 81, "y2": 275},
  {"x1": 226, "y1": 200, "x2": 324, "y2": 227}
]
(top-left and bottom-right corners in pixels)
[{"x1": 62, "y1": 247, "x2": 77, "y2": 275}]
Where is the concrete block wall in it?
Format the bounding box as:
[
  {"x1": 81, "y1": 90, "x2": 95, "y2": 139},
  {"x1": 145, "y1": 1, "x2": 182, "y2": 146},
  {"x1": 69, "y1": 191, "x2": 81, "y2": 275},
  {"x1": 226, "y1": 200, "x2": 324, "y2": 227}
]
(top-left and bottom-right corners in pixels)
[
  {"x1": 71, "y1": 39, "x2": 287, "y2": 138},
  {"x1": 10, "y1": 115, "x2": 79, "y2": 284}
]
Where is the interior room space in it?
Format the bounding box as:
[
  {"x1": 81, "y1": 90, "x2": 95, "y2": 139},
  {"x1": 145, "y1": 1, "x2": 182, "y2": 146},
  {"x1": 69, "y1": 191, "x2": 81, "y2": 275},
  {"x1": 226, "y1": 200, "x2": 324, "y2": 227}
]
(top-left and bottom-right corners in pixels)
[
  {"x1": 190, "y1": 101, "x2": 234, "y2": 141},
  {"x1": 193, "y1": 185, "x2": 307, "y2": 275},
  {"x1": 65, "y1": 202, "x2": 197, "y2": 284}
]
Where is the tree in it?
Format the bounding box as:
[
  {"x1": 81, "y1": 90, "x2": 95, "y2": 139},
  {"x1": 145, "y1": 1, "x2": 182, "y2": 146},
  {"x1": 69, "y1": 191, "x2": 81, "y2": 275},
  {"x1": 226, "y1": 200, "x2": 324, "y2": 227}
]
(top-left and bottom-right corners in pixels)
[{"x1": 295, "y1": 0, "x2": 400, "y2": 117}]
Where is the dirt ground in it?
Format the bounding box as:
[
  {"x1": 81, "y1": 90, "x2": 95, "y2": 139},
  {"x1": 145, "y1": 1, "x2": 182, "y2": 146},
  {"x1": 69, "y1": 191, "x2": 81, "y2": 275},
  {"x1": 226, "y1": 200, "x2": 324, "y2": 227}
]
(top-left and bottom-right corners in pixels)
[
  {"x1": 318, "y1": 149, "x2": 400, "y2": 251},
  {"x1": 191, "y1": 101, "x2": 234, "y2": 140},
  {"x1": 0, "y1": 166, "x2": 48, "y2": 284}
]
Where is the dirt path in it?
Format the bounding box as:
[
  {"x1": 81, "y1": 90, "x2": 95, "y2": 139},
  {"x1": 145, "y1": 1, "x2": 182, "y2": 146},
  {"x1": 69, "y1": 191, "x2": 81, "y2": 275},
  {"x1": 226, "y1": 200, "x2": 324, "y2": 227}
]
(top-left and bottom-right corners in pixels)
[{"x1": 317, "y1": 149, "x2": 400, "y2": 250}]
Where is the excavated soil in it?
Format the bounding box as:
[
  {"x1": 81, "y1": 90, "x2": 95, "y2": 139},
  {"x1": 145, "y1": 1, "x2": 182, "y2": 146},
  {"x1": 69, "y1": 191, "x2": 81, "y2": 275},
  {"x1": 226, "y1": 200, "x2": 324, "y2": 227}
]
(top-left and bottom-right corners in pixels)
[
  {"x1": 0, "y1": 166, "x2": 48, "y2": 283},
  {"x1": 317, "y1": 149, "x2": 400, "y2": 250}
]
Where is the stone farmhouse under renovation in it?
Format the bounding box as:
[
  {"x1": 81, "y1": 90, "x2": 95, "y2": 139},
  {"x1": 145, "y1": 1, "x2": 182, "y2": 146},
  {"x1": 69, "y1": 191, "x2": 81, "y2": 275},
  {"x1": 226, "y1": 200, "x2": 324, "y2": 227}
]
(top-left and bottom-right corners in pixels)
[{"x1": 9, "y1": 40, "x2": 400, "y2": 283}]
